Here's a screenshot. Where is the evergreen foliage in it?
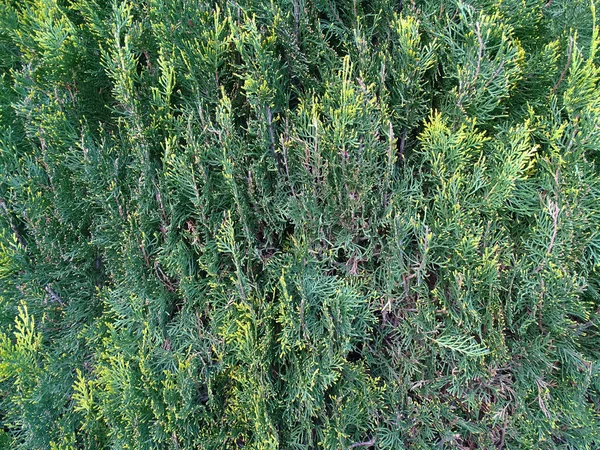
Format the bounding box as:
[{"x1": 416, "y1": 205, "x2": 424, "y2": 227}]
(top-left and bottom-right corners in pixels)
[{"x1": 1, "y1": 0, "x2": 600, "y2": 448}]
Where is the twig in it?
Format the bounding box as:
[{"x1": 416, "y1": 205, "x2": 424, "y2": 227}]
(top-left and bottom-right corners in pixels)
[
  {"x1": 498, "y1": 414, "x2": 508, "y2": 449},
  {"x1": 327, "y1": 0, "x2": 344, "y2": 27},
  {"x1": 281, "y1": 118, "x2": 297, "y2": 199},
  {"x1": 457, "y1": 22, "x2": 484, "y2": 110},
  {"x1": 474, "y1": 22, "x2": 484, "y2": 84},
  {"x1": 171, "y1": 432, "x2": 180, "y2": 450},
  {"x1": 292, "y1": 0, "x2": 300, "y2": 44},
  {"x1": 551, "y1": 36, "x2": 574, "y2": 95},
  {"x1": 536, "y1": 378, "x2": 551, "y2": 419},
  {"x1": 45, "y1": 285, "x2": 65, "y2": 306},
  {"x1": 416, "y1": 225, "x2": 431, "y2": 284},
  {"x1": 0, "y1": 197, "x2": 26, "y2": 248},
  {"x1": 533, "y1": 199, "x2": 560, "y2": 273},
  {"x1": 388, "y1": 121, "x2": 394, "y2": 165},
  {"x1": 155, "y1": 262, "x2": 178, "y2": 292},
  {"x1": 154, "y1": 182, "x2": 169, "y2": 236},
  {"x1": 569, "y1": 319, "x2": 598, "y2": 331},
  {"x1": 347, "y1": 437, "x2": 376, "y2": 449},
  {"x1": 482, "y1": 59, "x2": 505, "y2": 90},
  {"x1": 266, "y1": 106, "x2": 283, "y2": 172},
  {"x1": 565, "y1": 121, "x2": 580, "y2": 153},
  {"x1": 398, "y1": 128, "x2": 407, "y2": 159},
  {"x1": 545, "y1": 200, "x2": 560, "y2": 256},
  {"x1": 140, "y1": 243, "x2": 151, "y2": 268}
]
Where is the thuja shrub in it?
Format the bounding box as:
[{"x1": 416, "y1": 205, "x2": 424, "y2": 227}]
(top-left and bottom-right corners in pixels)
[{"x1": 1, "y1": 0, "x2": 600, "y2": 448}]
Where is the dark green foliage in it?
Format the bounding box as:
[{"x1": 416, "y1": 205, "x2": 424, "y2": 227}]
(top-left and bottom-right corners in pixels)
[{"x1": 1, "y1": 0, "x2": 600, "y2": 448}]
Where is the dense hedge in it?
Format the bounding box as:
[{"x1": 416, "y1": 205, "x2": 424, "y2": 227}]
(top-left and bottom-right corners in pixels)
[{"x1": 1, "y1": 0, "x2": 600, "y2": 448}]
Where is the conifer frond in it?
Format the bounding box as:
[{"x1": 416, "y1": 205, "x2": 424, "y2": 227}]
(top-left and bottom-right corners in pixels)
[{"x1": 1, "y1": 0, "x2": 599, "y2": 448}]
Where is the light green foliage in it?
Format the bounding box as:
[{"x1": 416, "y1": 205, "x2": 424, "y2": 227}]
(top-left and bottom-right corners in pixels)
[{"x1": 1, "y1": 0, "x2": 599, "y2": 448}]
